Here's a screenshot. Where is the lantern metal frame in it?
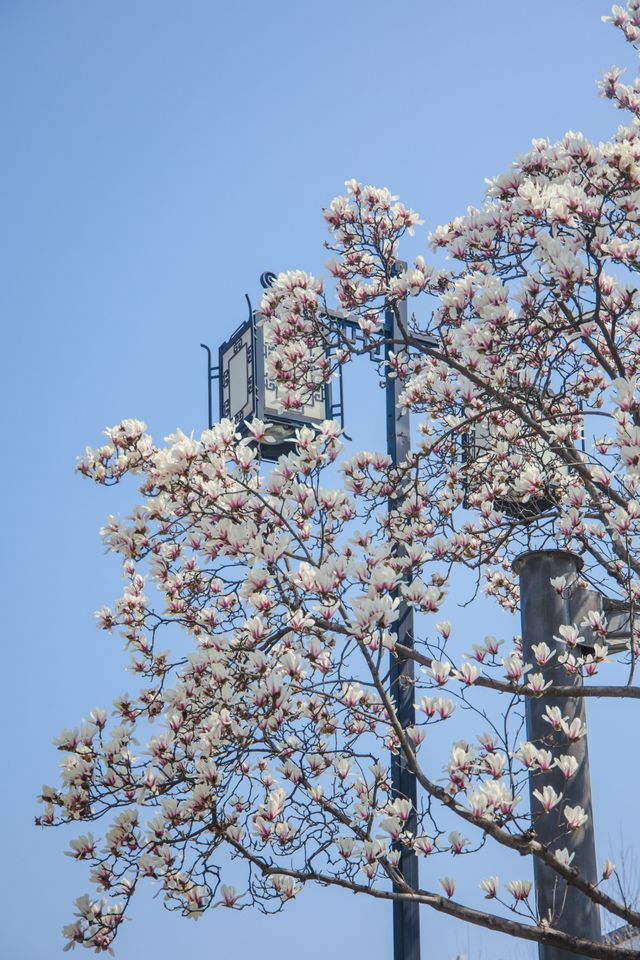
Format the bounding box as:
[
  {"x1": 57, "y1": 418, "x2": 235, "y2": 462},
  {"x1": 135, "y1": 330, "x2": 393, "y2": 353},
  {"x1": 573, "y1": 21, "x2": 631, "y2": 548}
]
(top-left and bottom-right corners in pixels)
[
  {"x1": 202, "y1": 298, "x2": 345, "y2": 461},
  {"x1": 461, "y1": 418, "x2": 564, "y2": 519}
]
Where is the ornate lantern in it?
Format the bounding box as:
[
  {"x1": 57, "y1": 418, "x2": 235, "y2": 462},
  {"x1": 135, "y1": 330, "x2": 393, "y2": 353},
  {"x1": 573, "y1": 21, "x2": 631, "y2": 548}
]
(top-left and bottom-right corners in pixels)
[
  {"x1": 463, "y1": 416, "x2": 566, "y2": 519},
  {"x1": 202, "y1": 275, "x2": 336, "y2": 461},
  {"x1": 218, "y1": 316, "x2": 332, "y2": 460}
]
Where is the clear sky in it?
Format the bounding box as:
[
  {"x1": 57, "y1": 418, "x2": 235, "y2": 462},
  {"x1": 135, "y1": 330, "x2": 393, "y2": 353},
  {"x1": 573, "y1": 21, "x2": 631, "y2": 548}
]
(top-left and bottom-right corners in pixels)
[{"x1": 2, "y1": 2, "x2": 638, "y2": 959}]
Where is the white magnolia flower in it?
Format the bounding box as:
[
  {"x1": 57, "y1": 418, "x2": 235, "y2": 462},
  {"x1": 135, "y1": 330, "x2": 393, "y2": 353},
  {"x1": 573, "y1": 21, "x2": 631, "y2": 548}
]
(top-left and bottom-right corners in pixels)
[
  {"x1": 506, "y1": 879, "x2": 532, "y2": 901},
  {"x1": 601, "y1": 858, "x2": 616, "y2": 880},
  {"x1": 439, "y1": 876, "x2": 456, "y2": 898},
  {"x1": 564, "y1": 804, "x2": 588, "y2": 830},
  {"x1": 479, "y1": 876, "x2": 499, "y2": 898},
  {"x1": 533, "y1": 784, "x2": 562, "y2": 812},
  {"x1": 554, "y1": 848, "x2": 575, "y2": 867}
]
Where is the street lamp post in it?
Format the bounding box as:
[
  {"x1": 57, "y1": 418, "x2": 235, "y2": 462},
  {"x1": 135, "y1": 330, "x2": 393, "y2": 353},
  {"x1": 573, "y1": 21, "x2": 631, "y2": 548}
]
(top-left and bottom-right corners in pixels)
[
  {"x1": 385, "y1": 295, "x2": 421, "y2": 960},
  {"x1": 203, "y1": 273, "x2": 426, "y2": 960}
]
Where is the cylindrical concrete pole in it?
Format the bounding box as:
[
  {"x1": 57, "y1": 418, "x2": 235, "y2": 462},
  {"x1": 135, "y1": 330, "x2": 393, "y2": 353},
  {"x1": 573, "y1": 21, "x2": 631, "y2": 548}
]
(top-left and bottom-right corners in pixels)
[{"x1": 514, "y1": 550, "x2": 601, "y2": 960}]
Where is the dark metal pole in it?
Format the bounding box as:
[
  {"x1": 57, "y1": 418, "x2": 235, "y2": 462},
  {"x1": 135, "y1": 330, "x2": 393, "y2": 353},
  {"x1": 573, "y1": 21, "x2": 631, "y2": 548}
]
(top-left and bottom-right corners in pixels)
[
  {"x1": 514, "y1": 550, "x2": 601, "y2": 960},
  {"x1": 385, "y1": 294, "x2": 421, "y2": 960}
]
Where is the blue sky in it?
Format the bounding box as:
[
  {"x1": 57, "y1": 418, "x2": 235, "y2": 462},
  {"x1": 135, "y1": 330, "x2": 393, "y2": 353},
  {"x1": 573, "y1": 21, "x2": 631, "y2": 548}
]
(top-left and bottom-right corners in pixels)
[{"x1": 2, "y1": 2, "x2": 638, "y2": 958}]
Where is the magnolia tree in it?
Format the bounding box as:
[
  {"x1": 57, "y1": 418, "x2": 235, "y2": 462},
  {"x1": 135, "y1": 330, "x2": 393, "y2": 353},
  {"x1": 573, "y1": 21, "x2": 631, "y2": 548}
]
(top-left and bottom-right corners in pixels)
[{"x1": 39, "y1": 3, "x2": 640, "y2": 957}]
